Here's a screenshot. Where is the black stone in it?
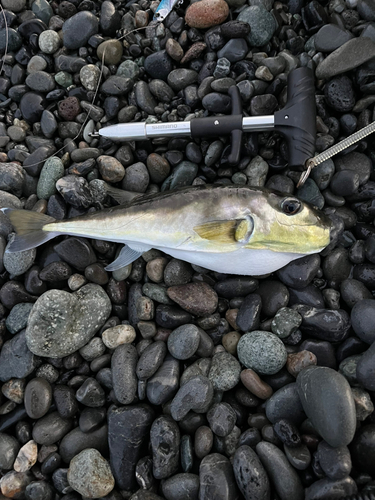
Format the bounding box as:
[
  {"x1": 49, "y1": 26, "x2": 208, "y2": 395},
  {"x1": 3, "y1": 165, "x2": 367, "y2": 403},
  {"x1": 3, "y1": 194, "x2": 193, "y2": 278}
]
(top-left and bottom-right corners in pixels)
[
  {"x1": 293, "y1": 305, "x2": 351, "y2": 342},
  {"x1": 151, "y1": 416, "x2": 180, "y2": 479},
  {"x1": 235, "y1": 293, "x2": 262, "y2": 332}
]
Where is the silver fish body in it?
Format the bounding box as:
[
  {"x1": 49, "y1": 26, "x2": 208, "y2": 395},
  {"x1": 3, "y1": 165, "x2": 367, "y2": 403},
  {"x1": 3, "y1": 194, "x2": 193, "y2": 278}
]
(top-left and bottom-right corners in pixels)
[{"x1": 3, "y1": 185, "x2": 331, "y2": 276}]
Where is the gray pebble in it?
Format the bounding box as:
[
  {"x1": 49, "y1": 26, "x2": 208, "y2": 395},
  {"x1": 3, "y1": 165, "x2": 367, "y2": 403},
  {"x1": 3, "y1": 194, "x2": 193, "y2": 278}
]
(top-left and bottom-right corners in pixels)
[
  {"x1": 168, "y1": 324, "x2": 200, "y2": 360},
  {"x1": 32, "y1": 412, "x2": 72, "y2": 446},
  {"x1": 256, "y1": 441, "x2": 304, "y2": 500},
  {"x1": 151, "y1": 416, "x2": 180, "y2": 479},
  {"x1": 161, "y1": 473, "x2": 200, "y2": 500},
  {"x1": 207, "y1": 403, "x2": 236, "y2": 437},
  {"x1": 37, "y1": 156, "x2": 65, "y2": 200},
  {"x1": 24, "y1": 377, "x2": 52, "y2": 419},
  {"x1": 0, "y1": 331, "x2": 40, "y2": 383},
  {"x1": 317, "y1": 440, "x2": 352, "y2": 480},
  {"x1": 208, "y1": 351, "x2": 241, "y2": 391},
  {"x1": 305, "y1": 477, "x2": 357, "y2": 500},
  {"x1": 171, "y1": 375, "x2": 214, "y2": 421},
  {"x1": 0, "y1": 433, "x2": 20, "y2": 470},
  {"x1": 284, "y1": 444, "x2": 311, "y2": 470},
  {"x1": 271, "y1": 307, "x2": 302, "y2": 339},
  {"x1": 5, "y1": 302, "x2": 33, "y2": 334},
  {"x1": 266, "y1": 383, "x2": 306, "y2": 425},
  {"x1": 233, "y1": 445, "x2": 270, "y2": 500},
  {"x1": 136, "y1": 340, "x2": 167, "y2": 380},
  {"x1": 4, "y1": 236, "x2": 36, "y2": 277},
  {"x1": 111, "y1": 344, "x2": 138, "y2": 405},
  {"x1": 199, "y1": 453, "x2": 239, "y2": 500},
  {"x1": 237, "y1": 331, "x2": 287, "y2": 375}
]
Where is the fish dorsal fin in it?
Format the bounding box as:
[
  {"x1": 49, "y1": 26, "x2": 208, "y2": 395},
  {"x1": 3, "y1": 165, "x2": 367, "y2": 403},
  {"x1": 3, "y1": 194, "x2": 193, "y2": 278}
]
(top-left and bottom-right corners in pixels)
[
  {"x1": 193, "y1": 220, "x2": 238, "y2": 243},
  {"x1": 194, "y1": 217, "x2": 254, "y2": 244},
  {"x1": 105, "y1": 245, "x2": 143, "y2": 271}
]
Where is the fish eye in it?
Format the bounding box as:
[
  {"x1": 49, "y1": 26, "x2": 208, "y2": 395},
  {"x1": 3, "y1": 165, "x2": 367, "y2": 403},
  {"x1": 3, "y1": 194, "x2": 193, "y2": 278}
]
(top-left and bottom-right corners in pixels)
[{"x1": 281, "y1": 198, "x2": 302, "y2": 215}]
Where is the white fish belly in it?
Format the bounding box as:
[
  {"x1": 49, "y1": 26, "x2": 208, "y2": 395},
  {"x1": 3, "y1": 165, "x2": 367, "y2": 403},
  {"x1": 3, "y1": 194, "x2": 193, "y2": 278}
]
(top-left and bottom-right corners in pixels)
[{"x1": 153, "y1": 246, "x2": 306, "y2": 275}]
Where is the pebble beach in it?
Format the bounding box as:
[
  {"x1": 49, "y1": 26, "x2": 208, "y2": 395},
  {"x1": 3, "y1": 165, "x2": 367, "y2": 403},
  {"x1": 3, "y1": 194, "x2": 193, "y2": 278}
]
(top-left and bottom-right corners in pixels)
[{"x1": 0, "y1": 0, "x2": 374, "y2": 498}]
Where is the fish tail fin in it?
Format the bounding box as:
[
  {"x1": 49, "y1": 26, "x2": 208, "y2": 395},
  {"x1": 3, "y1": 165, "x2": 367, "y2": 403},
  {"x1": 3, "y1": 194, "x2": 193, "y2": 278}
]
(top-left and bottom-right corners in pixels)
[{"x1": 2, "y1": 208, "x2": 59, "y2": 252}]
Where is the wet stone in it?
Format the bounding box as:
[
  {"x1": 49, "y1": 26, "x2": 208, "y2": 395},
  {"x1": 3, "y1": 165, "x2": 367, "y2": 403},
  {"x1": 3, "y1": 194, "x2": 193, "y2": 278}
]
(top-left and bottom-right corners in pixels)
[
  {"x1": 257, "y1": 281, "x2": 289, "y2": 317},
  {"x1": 317, "y1": 440, "x2": 352, "y2": 480},
  {"x1": 102, "y1": 324, "x2": 136, "y2": 349},
  {"x1": 24, "y1": 378, "x2": 52, "y2": 419},
  {"x1": 67, "y1": 449, "x2": 114, "y2": 498},
  {"x1": 238, "y1": 5, "x2": 276, "y2": 46},
  {"x1": 185, "y1": 0, "x2": 229, "y2": 29},
  {"x1": 207, "y1": 403, "x2": 236, "y2": 437},
  {"x1": 0, "y1": 433, "x2": 20, "y2": 470},
  {"x1": 108, "y1": 405, "x2": 154, "y2": 491},
  {"x1": 195, "y1": 426, "x2": 213, "y2": 459},
  {"x1": 62, "y1": 11, "x2": 99, "y2": 50},
  {"x1": 170, "y1": 375, "x2": 214, "y2": 421},
  {"x1": 151, "y1": 416, "x2": 180, "y2": 480},
  {"x1": 136, "y1": 340, "x2": 167, "y2": 380},
  {"x1": 305, "y1": 477, "x2": 357, "y2": 500},
  {"x1": 14, "y1": 440, "x2": 37, "y2": 473},
  {"x1": 266, "y1": 383, "x2": 306, "y2": 425},
  {"x1": 162, "y1": 473, "x2": 200, "y2": 500},
  {"x1": 54, "y1": 385, "x2": 78, "y2": 419},
  {"x1": 284, "y1": 444, "x2": 311, "y2": 471},
  {"x1": 32, "y1": 412, "x2": 72, "y2": 446},
  {"x1": 287, "y1": 350, "x2": 317, "y2": 377},
  {"x1": 235, "y1": 294, "x2": 262, "y2": 332},
  {"x1": 233, "y1": 445, "x2": 270, "y2": 500},
  {"x1": 356, "y1": 341, "x2": 375, "y2": 391},
  {"x1": 240, "y1": 369, "x2": 273, "y2": 399},
  {"x1": 75, "y1": 377, "x2": 105, "y2": 407},
  {"x1": 59, "y1": 424, "x2": 108, "y2": 464},
  {"x1": 271, "y1": 307, "x2": 302, "y2": 339},
  {"x1": 0, "y1": 331, "x2": 40, "y2": 383},
  {"x1": 199, "y1": 453, "x2": 239, "y2": 500},
  {"x1": 5, "y1": 302, "x2": 33, "y2": 334},
  {"x1": 256, "y1": 441, "x2": 304, "y2": 500},
  {"x1": 237, "y1": 331, "x2": 287, "y2": 375},
  {"x1": 167, "y1": 324, "x2": 200, "y2": 360},
  {"x1": 208, "y1": 351, "x2": 241, "y2": 391},
  {"x1": 147, "y1": 355, "x2": 180, "y2": 405},
  {"x1": 351, "y1": 299, "x2": 375, "y2": 344},
  {"x1": 296, "y1": 366, "x2": 356, "y2": 447},
  {"x1": 54, "y1": 238, "x2": 96, "y2": 271},
  {"x1": 26, "y1": 284, "x2": 111, "y2": 358},
  {"x1": 112, "y1": 344, "x2": 138, "y2": 405}
]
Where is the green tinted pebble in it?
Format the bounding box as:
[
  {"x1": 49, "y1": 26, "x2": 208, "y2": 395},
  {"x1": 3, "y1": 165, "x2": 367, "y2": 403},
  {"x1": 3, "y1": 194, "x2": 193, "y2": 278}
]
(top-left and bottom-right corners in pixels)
[
  {"x1": 271, "y1": 307, "x2": 302, "y2": 339},
  {"x1": 55, "y1": 71, "x2": 73, "y2": 88},
  {"x1": 37, "y1": 156, "x2": 65, "y2": 200},
  {"x1": 116, "y1": 60, "x2": 140, "y2": 79}
]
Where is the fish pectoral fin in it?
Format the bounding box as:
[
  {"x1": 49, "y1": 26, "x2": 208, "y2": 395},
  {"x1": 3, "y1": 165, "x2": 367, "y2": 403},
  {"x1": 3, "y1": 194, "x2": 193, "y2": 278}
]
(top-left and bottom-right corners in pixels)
[
  {"x1": 193, "y1": 220, "x2": 238, "y2": 243},
  {"x1": 105, "y1": 244, "x2": 143, "y2": 271},
  {"x1": 194, "y1": 217, "x2": 254, "y2": 244}
]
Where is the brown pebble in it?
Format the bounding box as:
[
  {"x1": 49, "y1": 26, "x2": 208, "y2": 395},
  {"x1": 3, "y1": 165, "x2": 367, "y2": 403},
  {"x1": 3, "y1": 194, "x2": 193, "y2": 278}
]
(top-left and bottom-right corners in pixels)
[
  {"x1": 0, "y1": 470, "x2": 33, "y2": 497},
  {"x1": 240, "y1": 368, "x2": 273, "y2": 400},
  {"x1": 1, "y1": 378, "x2": 25, "y2": 404},
  {"x1": 185, "y1": 0, "x2": 229, "y2": 28},
  {"x1": 222, "y1": 331, "x2": 241, "y2": 355},
  {"x1": 135, "y1": 10, "x2": 149, "y2": 27},
  {"x1": 58, "y1": 96, "x2": 81, "y2": 121},
  {"x1": 195, "y1": 425, "x2": 213, "y2": 459},
  {"x1": 146, "y1": 153, "x2": 171, "y2": 183},
  {"x1": 97, "y1": 39, "x2": 123, "y2": 65},
  {"x1": 14, "y1": 440, "x2": 38, "y2": 473},
  {"x1": 97, "y1": 155, "x2": 125, "y2": 183},
  {"x1": 146, "y1": 257, "x2": 169, "y2": 283},
  {"x1": 166, "y1": 38, "x2": 184, "y2": 61},
  {"x1": 286, "y1": 350, "x2": 317, "y2": 377},
  {"x1": 225, "y1": 308, "x2": 239, "y2": 330},
  {"x1": 167, "y1": 282, "x2": 218, "y2": 317},
  {"x1": 181, "y1": 42, "x2": 207, "y2": 64}
]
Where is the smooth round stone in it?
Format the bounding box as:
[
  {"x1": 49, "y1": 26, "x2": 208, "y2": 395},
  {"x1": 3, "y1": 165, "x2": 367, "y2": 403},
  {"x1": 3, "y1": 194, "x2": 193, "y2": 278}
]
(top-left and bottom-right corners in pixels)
[
  {"x1": 97, "y1": 155, "x2": 125, "y2": 183},
  {"x1": 62, "y1": 11, "x2": 99, "y2": 50},
  {"x1": 59, "y1": 425, "x2": 108, "y2": 465},
  {"x1": 170, "y1": 375, "x2": 214, "y2": 421},
  {"x1": 207, "y1": 403, "x2": 236, "y2": 437},
  {"x1": 24, "y1": 378, "x2": 52, "y2": 419},
  {"x1": 351, "y1": 299, "x2": 375, "y2": 344},
  {"x1": 235, "y1": 294, "x2": 262, "y2": 332},
  {"x1": 334, "y1": 152, "x2": 372, "y2": 186},
  {"x1": 314, "y1": 24, "x2": 353, "y2": 52},
  {"x1": 277, "y1": 254, "x2": 320, "y2": 289},
  {"x1": 238, "y1": 5, "x2": 276, "y2": 46},
  {"x1": 162, "y1": 473, "x2": 199, "y2": 500},
  {"x1": 122, "y1": 162, "x2": 149, "y2": 192},
  {"x1": 38, "y1": 30, "x2": 60, "y2": 54},
  {"x1": 0, "y1": 27, "x2": 22, "y2": 52},
  {"x1": 199, "y1": 453, "x2": 238, "y2": 500},
  {"x1": 167, "y1": 324, "x2": 200, "y2": 360},
  {"x1": 75, "y1": 378, "x2": 105, "y2": 407},
  {"x1": 25, "y1": 71, "x2": 55, "y2": 92},
  {"x1": 273, "y1": 419, "x2": 301, "y2": 447},
  {"x1": 151, "y1": 416, "x2": 180, "y2": 479},
  {"x1": 147, "y1": 153, "x2": 171, "y2": 183},
  {"x1": 233, "y1": 445, "x2": 270, "y2": 500},
  {"x1": 293, "y1": 305, "x2": 351, "y2": 342},
  {"x1": 217, "y1": 39, "x2": 248, "y2": 63},
  {"x1": 147, "y1": 355, "x2": 180, "y2": 406},
  {"x1": 136, "y1": 341, "x2": 167, "y2": 380},
  {"x1": 167, "y1": 282, "x2": 218, "y2": 317},
  {"x1": 266, "y1": 383, "x2": 306, "y2": 425},
  {"x1": 4, "y1": 239, "x2": 36, "y2": 277},
  {"x1": 67, "y1": 449, "x2": 114, "y2": 498},
  {"x1": 168, "y1": 69, "x2": 198, "y2": 91},
  {"x1": 26, "y1": 284, "x2": 111, "y2": 358},
  {"x1": 208, "y1": 351, "x2": 241, "y2": 391},
  {"x1": 214, "y1": 277, "x2": 258, "y2": 298},
  {"x1": 305, "y1": 477, "x2": 357, "y2": 500},
  {"x1": 296, "y1": 366, "x2": 356, "y2": 447},
  {"x1": 358, "y1": 0, "x2": 375, "y2": 19},
  {"x1": 5, "y1": 302, "x2": 33, "y2": 334},
  {"x1": 257, "y1": 281, "x2": 289, "y2": 317},
  {"x1": 185, "y1": 0, "x2": 229, "y2": 28},
  {"x1": 79, "y1": 407, "x2": 106, "y2": 434},
  {"x1": 97, "y1": 40, "x2": 123, "y2": 65},
  {"x1": 0, "y1": 433, "x2": 20, "y2": 470},
  {"x1": 237, "y1": 331, "x2": 287, "y2": 375},
  {"x1": 256, "y1": 442, "x2": 304, "y2": 500},
  {"x1": 80, "y1": 64, "x2": 101, "y2": 91},
  {"x1": 53, "y1": 385, "x2": 78, "y2": 419},
  {"x1": 144, "y1": 50, "x2": 173, "y2": 81},
  {"x1": 317, "y1": 440, "x2": 352, "y2": 480},
  {"x1": 195, "y1": 426, "x2": 213, "y2": 459},
  {"x1": 25, "y1": 481, "x2": 54, "y2": 500},
  {"x1": 37, "y1": 156, "x2": 64, "y2": 200},
  {"x1": 2, "y1": 0, "x2": 26, "y2": 12},
  {"x1": 0, "y1": 471, "x2": 33, "y2": 498},
  {"x1": 32, "y1": 412, "x2": 72, "y2": 445},
  {"x1": 340, "y1": 279, "x2": 372, "y2": 308},
  {"x1": 20, "y1": 92, "x2": 46, "y2": 123},
  {"x1": 112, "y1": 344, "x2": 138, "y2": 405},
  {"x1": 102, "y1": 324, "x2": 136, "y2": 349}
]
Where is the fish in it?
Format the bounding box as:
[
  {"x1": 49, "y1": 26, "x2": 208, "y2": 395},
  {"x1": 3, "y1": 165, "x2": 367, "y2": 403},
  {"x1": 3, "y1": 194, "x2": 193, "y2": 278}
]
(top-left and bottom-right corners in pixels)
[
  {"x1": 2, "y1": 185, "x2": 331, "y2": 276},
  {"x1": 154, "y1": 0, "x2": 181, "y2": 22}
]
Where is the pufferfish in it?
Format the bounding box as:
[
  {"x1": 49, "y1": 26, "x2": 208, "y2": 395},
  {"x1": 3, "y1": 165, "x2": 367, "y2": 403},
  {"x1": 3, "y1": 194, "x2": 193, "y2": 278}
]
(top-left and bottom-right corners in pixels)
[{"x1": 2, "y1": 184, "x2": 331, "y2": 275}]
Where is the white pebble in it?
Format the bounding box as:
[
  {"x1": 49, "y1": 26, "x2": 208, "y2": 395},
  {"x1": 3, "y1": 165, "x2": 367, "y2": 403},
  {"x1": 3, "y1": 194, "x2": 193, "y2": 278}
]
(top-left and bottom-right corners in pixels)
[
  {"x1": 102, "y1": 324, "x2": 136, "y2": 349},
  {"x1": 38, "y1": 30, "x2": 61, "y2": 54}
]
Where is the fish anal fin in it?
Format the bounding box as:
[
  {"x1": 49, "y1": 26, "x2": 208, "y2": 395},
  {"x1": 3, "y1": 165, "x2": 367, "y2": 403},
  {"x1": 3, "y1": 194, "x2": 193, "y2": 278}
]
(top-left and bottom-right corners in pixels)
[{"x1": 105, "y1": 245, "x2": 143, "y2": 271}]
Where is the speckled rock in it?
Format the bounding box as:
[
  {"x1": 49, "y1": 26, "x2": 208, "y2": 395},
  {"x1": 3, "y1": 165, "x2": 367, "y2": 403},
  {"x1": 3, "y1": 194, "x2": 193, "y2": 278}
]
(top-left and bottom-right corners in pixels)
[
  {"x1": 185, "y1": 0, "x2": 229, "y2": 29},
  {"x1": 67, "y1": 449, "x2": 114, "y2": 498},
  {"x1": 25, "y1": 284, "x2": 112, "y2": 357},
  {"x1": 237, "y1": 331, "x2": 288, "y2": 375},
  {"x1": 208, "y1": 351, "x2": 241, "y2": 391}
]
